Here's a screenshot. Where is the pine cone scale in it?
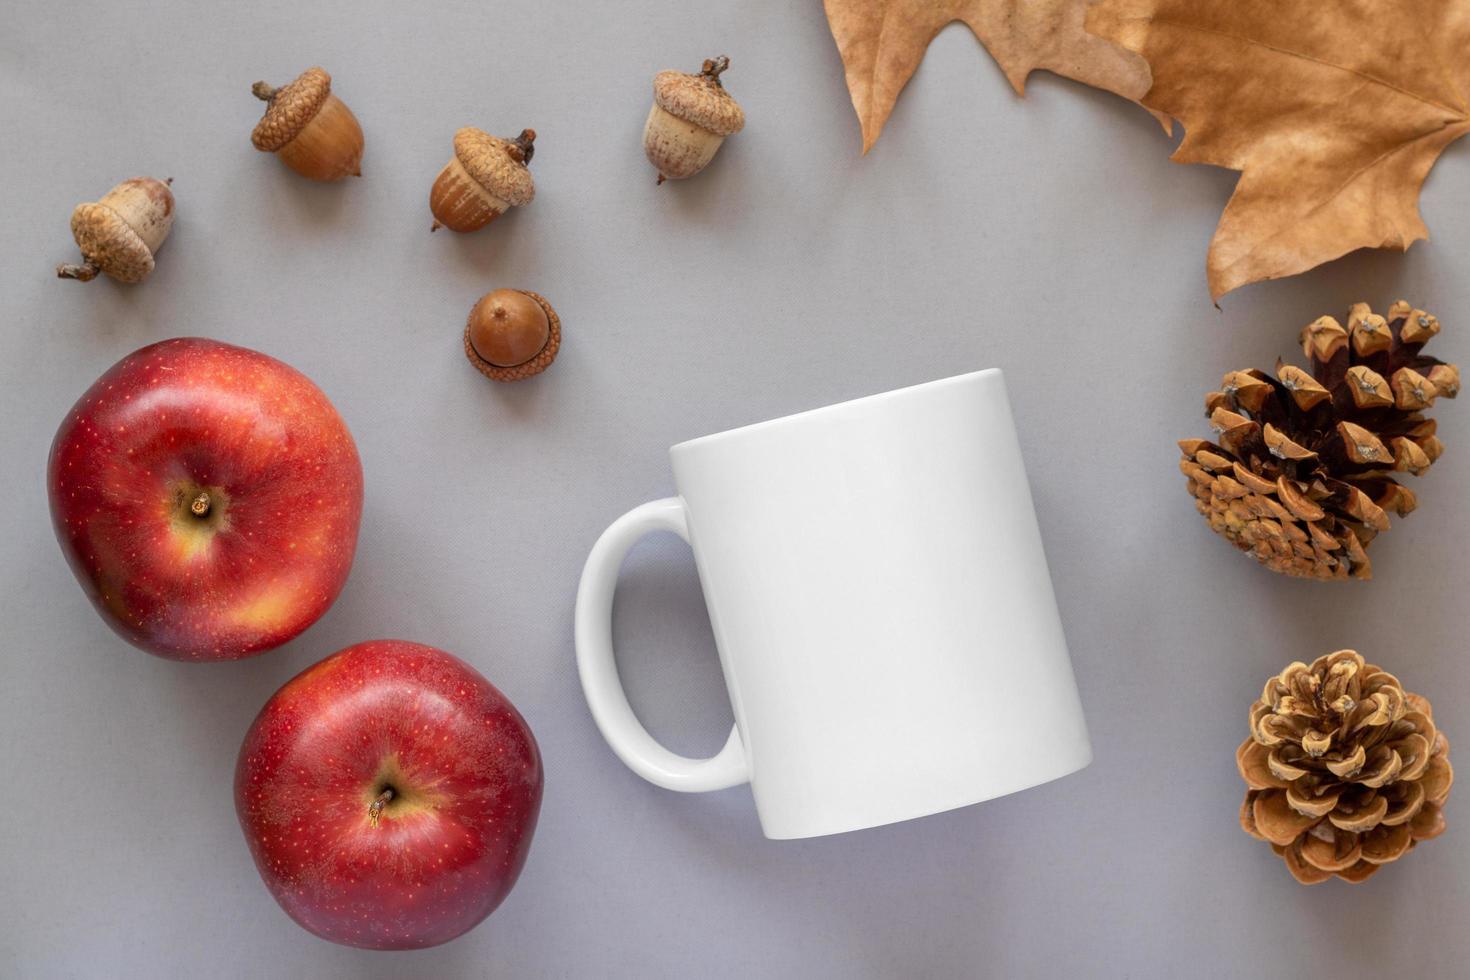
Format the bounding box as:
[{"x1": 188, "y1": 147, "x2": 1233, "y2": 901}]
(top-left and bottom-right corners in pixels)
[
  {"x1": 1300, "y1": 829, "x2": 1360, "y2": 870},
  {"x1": 1359, "y1": 823, "x2": 1411, "y2": 864}
]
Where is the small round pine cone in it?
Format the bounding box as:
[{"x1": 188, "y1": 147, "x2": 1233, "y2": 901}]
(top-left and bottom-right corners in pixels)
[
  {"x1": 1238, "y1": 650, "x2": 1452, "y2": 884},
  {"x1": 1180, "y1": 301, "x2": 1458, "y2": 580}
]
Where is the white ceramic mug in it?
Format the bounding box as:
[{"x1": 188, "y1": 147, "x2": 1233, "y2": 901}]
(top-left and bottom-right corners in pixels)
[{"x1": 575, "y1": 369, "x2": 1091, "y2": 839}]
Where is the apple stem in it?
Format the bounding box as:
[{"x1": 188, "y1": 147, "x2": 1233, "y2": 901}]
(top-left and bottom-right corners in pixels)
[
  {"x1": 190, "y1": 492, "x2": 211, "y2": 518},
  {"x1": 369, "y1": 788, "x2": 394, "y2": 826}
]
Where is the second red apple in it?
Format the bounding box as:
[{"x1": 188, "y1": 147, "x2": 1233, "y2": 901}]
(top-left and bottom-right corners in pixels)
[{"x1": 235, "y1": 640, "x2": 543, "y2": 949}]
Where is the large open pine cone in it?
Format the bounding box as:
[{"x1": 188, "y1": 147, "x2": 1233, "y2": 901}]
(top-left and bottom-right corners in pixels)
[
  {"x1": 1238, "y1": 650, "x2": 1451, "y2": 884},
  {"x1": 1180, "y1": 301, "x2": 1458, "y2": 580}
]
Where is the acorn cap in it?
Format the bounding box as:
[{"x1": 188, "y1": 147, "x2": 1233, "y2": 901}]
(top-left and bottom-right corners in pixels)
[
  {"x1": 69, "y1": 202, "x2": 154, "y2": 282},
  {"x1": 464, "y1": 290, "x2": 560, "y2": 382},
  {"x1": 453, "y1": 128, "x2": 535, "y2": 207},
  {"x1": 251, "y1": 67, "x2": 333, "y2": 152},
  {"x1": 652, "y1": 59, "x2": 744, "y2": 137}
]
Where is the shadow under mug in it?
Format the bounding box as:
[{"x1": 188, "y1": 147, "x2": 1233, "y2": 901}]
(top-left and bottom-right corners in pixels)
[{"x1": 575, "y1": 369, "x2": 1091, "y2": 839}]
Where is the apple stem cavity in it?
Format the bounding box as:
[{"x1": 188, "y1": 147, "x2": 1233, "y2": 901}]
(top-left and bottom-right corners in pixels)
[
  {"x1": 190, "y1": 491, "x2": 212, "y2": 518},
  {"x1": 368, "y1": 787, "x2": 395, "y2": 827}
]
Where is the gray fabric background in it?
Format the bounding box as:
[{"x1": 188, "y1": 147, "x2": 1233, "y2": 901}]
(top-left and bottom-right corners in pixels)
[{"x1": 3, "y1": 2, "x2": 1468, "y2": 977}]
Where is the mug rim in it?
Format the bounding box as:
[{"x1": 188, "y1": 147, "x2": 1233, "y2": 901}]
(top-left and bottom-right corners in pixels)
[{"x1": 671, "y1": 367, "x2": 1002, "y2": 456}]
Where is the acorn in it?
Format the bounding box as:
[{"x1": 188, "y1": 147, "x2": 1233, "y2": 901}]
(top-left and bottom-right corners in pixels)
[
  {"x1": 430, "y1": 128, "x2": 536, "y2": 233},
  {"x1": 56, "y1": 177, "x2": 175, "y2": 283},
  {"x1": 250, "y1": 67, "x2": 364, "y2": 181},
  {"x1": 463, "y1": 289, "x2": 560, "y2": 382},
  {"x1": 644, "y1": 56, "x2": 744, "y2": 184}
]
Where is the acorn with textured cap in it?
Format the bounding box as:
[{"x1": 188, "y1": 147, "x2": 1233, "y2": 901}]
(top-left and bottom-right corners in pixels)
[
  {"x1": 250, "y1": 67, "x2": 364, "y2": 181},
  {"x1": 429, "y1": 128, "x2": 536, "y2": 233},
  {"x1": 643, "y1": 56, "x2": 744, "y2": 184},
  {"x1": 56, "y1": 177, "x2": 175, "y2": 284},
  {"x1": 463, "y1": 288, "x2": 560, "y2": 382}
]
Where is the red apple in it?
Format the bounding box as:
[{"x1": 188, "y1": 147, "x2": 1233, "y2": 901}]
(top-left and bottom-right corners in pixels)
[
  {"x1": 235, "y1": 640, "x2": 543, "y2": 949},
  {"x1": 48, "y1": 337, "x2": 362, "y2": 660}
]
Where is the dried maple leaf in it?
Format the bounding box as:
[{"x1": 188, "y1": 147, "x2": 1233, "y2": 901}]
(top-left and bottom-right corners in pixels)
[
  {"x1": 823, "y1": 0, "x2": 1154, "y2": 153},
  {"x1": 1088, "y1": 0, "x2": 1470, "y2": 301}
]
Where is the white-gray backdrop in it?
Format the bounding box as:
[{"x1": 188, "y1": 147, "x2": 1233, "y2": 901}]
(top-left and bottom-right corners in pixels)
[{"x1": 3, "y1": 2, "x2": 1467, "y2": 977}]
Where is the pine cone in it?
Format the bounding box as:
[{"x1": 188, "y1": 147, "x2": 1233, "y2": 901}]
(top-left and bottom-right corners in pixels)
[
  {"x1": 1238, "y1": 650, "x2": 1452, "y2": 884},
  {"x1": 1180, "y1": 301, "x2": 1458, "y2": 580}
]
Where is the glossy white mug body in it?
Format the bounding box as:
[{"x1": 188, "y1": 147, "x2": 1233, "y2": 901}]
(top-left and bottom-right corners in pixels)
[{"x1": 575, "y1": 369, "x2": 1091, "y2": 839}]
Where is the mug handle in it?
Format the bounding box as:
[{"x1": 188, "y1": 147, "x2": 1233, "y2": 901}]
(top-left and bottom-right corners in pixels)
[{"x1": 575, "y1": 497, "x2": 750, "y2": 792}]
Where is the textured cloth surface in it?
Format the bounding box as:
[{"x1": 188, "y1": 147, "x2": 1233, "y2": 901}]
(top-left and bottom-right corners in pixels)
[{"x1": 2, "y1": 1, "x2": 1469, "y2": 977}]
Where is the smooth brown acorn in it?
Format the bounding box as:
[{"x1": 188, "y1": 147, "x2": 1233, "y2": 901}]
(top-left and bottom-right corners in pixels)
[
  {"x1": 250, "y1": 67, "x2": 364, "y2": 181},
  {"x1": 430, "y1": 128, "x2": 536, "y2": 233},
  {"x1": 463, "y1": 289, "x2": 560, "y2": 382},
  {"x1": 643, "y1": 56, "x2": 745, "y2": 184},
  {"x1": 56, "y1": 177, "x2": 175, "y2": 284}
]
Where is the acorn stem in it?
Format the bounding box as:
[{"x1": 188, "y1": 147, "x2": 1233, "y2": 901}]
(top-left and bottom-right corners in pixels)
[
  {"x1": 251, "y1": 81, "x2": 277, "y2": 102},
  {"x1": 701, "y1": 56, "x2": 730, "y2": 85},
  {"x1": 368, "y1": 787, "x2": 394, "y2": 826},
  {"x1": 510, "y1": 129, "x2": 536, "y2": 165},
  {"x1": 56, "y1": 261, "x2": 100, "y2": 282}
]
